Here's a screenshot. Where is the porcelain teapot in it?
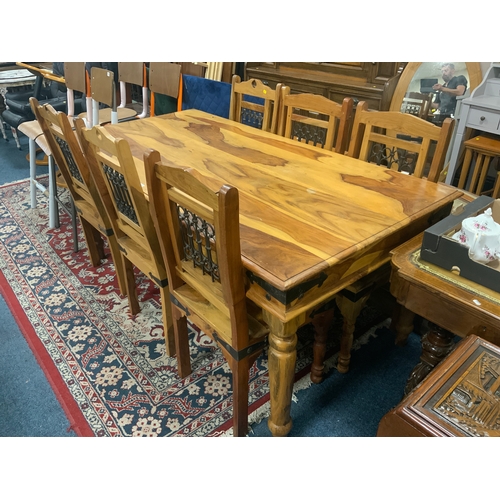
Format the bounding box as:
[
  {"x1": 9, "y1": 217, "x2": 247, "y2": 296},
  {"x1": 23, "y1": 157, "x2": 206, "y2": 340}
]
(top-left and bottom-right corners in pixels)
[{"x1": 452, "y1": 207, "x2": 500, "y2": 264}]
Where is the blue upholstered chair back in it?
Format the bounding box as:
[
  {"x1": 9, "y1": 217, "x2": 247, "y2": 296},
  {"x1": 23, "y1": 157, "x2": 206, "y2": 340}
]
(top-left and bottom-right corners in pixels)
[{"x1": 181, "y1": 75, "x2": 231, "y2": 118}]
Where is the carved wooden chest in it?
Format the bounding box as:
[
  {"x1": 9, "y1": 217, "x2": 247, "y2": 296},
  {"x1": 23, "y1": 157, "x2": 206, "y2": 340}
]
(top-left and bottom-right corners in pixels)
[{"x1": 377, "y1": 335, "x2": 500, "y2": 437}]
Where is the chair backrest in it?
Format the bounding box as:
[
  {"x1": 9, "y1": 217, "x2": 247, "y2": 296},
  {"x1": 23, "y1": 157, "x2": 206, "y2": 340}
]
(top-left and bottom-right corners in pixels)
[
  {"x1": 29, "y1": 96, "x2": 97, "y2": 208},
  {"x1": 118, "y1": 62, "x2": 148, "y2": 118},
  {"x1": 64, "y1": 62, "x2": 90, "y2": 119},
  {"x1": 181, "y1": 74, "x2": 231, "y2": 118},
  {"x1": 401, "y1": 91, "x2": 433, "y2": 119},
  {"x1": 347, "y1": 101, "x2": 455, "y2": 182},
  {"x1": 144, "y1": 150, "x2": 248, "y2": 341},
  {"x1": 229, "y1": 75, "x2": 282, "y2": 134},
  {"x1": 90, "y1": 66, "x2": 118, "y2": 126},
  {"x1": 278, "y1": 88, "x2": 353, "y2": 153},
  {"x1": 149, "y1": 62, "x2": 182, "y2": 116},
  {"x1": 78, "y1": 123, "x2": 165, "y2": 266}
]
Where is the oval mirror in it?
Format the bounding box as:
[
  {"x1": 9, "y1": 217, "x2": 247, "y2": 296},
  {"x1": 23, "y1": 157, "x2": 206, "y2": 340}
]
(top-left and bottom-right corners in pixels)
[{"x1": 390, "y1": 62, "x2": 483, "y2": 120}]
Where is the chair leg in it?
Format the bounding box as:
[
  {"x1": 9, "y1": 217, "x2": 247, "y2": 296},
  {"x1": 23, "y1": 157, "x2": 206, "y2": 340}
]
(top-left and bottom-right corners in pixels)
[
  {"x1": 106, "y1": 235, "x2": 127, "y2": 297},
  {"x1": 123, "y1": 255, "x2": 140, "y2": 316},
  {"x1": 0, "y1": 117, "x2": 6, "y2": 141},
  {"x1": 29, "y1": 137, "x2": 37, "y2": 208},
  {"x1": 229, "y1": 357, "x2": 250, "y2": 437},
  {"x1": 79, "y1": 218, "x2": 105, "y2": 266},
  {"x1": 70, "y1": 198, "x2": 79, "y2": 252},
  {"x1": 159, "y1": 285, "x2": 176, "y2": 358},
  {"x1": 48, "y1": 155, "x2": 60, "y2": 229},
  {"x1": 172, "y1": 309, "x2": 191, "y2": 376},
  {"x1": 10, "y1": 127, "x2": 21, "y2": 149}
]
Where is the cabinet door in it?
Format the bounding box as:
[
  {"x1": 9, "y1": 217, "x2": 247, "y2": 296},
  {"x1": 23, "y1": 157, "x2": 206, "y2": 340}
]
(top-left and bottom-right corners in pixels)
[{"x1": 369, "y1": 62, "x2": 404, "y2": 84}]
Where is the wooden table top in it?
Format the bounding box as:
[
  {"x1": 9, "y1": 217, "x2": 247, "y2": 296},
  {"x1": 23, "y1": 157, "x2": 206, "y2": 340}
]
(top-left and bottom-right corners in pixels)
[{"x1": 105, "y1": 109, "x2": 462, "y2": 321}]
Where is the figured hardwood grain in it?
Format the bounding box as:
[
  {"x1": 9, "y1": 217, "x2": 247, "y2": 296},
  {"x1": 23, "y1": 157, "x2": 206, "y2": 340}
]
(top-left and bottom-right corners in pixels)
[{"x1": 105, "y1": 109, "x2": 461, "y2": 436}]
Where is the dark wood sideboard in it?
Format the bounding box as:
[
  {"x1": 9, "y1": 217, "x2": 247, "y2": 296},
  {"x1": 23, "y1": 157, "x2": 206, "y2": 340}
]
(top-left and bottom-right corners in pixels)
[{"x1": 245, "y1": 62, "x2": 406, "y2": 110}]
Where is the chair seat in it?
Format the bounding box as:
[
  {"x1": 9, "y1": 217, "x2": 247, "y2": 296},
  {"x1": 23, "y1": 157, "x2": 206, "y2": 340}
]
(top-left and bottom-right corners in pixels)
[
  {"x1": 78, "y1": 107, "x2": 137, "y2": 126},
  {"x1": 173, "y1": 284, "x2": 269, "y2": 346},
  {"x1": 76, "y1": 198, "x2": 111, "y2": 232},
  {"x1": 116, "y1": 234, "x2": 166, "y2": 283},
  {"x1": 18, "y1": 120, "x2": 52, "y2": 157}
]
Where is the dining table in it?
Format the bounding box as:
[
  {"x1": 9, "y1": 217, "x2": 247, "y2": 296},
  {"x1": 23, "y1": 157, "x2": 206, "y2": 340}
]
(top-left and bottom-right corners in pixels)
[{"x1": 104, "y1": 108, "x2": 462, "y2": 437}]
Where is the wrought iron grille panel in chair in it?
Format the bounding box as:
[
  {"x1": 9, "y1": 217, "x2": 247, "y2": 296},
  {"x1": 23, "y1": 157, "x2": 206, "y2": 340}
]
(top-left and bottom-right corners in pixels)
[
  {"x1": 54, "y1": 135, "x2": 84, "y2": 183},
  {"x1": 177, "y1": 205, "x2": 219, "y2": 282},
  {"x1": 291, "y1": 120, "x2": 327, "y2": 147},
  {"x1": 102, "y1": 164, "x2": 139, "y2": 225},
  {"x1": 347, "y1": 101, "x2": 454, "y2": 181},
  {"x1": 278, "y1": 89, "x2": 353, "y2": 153},
  {"x1": 368, "y1": 142, "x2": 419, "y2": 175}
]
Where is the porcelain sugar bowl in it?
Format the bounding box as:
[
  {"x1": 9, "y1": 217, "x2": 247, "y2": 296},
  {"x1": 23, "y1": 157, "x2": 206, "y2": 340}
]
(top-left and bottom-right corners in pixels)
[{"x1": 452, "y1": 207, "x2": 500, "y2": 264}]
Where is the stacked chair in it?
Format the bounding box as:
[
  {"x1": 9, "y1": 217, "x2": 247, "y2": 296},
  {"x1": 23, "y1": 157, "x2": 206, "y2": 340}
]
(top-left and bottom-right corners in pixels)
[
  {"x1": 118, "y1": 62, "x2": 149, "y2": 119},
  {"x1": 149, "y1": 62, "x2": 182, "y2": 116}
]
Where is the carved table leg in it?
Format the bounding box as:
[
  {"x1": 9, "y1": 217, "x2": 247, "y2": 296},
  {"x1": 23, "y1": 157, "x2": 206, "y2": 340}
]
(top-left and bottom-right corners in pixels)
[
  {"x1": 404, "y1": 322, "x2": 455, "y2": 396},
  {"x1": 310, "y1": 307, "x2": 335, "y2": 384},
  {"x1": 263, "y1": 311, "x2": 305, "y2": 437},
  {"x1": 335, "y1": 293, "x2": 369, "y2": 374},
  {"x1": 391, "y1": 303, "x2": 416, "y2": 346}
]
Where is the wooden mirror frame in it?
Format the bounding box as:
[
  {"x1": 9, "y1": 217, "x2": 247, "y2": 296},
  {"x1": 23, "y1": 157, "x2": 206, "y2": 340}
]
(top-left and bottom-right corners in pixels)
[{"x1": 390, "y1": 62, "x2": 483, "y2": 112}]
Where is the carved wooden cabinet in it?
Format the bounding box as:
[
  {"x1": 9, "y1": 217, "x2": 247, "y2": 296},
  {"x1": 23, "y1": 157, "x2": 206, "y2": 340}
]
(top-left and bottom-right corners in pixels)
[
  {"x1": 245, "y1": 62, "x2": 406, "y2": 110},
  {"x1": 377, "y1": 335, "x2": 500, "y2": 437}
]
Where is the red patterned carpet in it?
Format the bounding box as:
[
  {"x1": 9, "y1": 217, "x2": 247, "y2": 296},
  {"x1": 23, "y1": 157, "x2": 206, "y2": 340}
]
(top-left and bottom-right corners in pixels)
[{"x1": 0, "y1": 178, "x2": 385, "y2": 436}]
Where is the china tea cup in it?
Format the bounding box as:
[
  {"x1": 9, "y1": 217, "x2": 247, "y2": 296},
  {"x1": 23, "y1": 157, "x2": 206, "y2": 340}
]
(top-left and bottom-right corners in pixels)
[{"x1": 452, "y1": 207, "x2": 500, "y2": 264}]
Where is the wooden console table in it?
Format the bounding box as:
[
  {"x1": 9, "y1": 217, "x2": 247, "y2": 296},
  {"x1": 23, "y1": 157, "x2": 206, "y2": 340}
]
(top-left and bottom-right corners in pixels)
[
  {"x1": 390, "y1": 233, "x2": 500, "y2": 395},
  {"x1": 377, "y1": 334, "x2": 500, "y2": 437}
]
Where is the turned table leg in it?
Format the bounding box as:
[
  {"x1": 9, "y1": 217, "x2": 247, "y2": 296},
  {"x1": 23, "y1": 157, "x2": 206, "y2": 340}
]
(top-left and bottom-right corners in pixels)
[
  {"x1": 335, "y1": 294, "x2": 369, "y2": 374},
  {"x1": 391, "y1": 303, "x2": 416, "y2": 346},
  {"x1": 263, "y1": 311, "x2": 305, "y2": 437},
  {"x1": 404, "y1": 322, "x2": 455, "y2": 396},
  {"x1": 310, "y1": 307, "x2": 335, "y2": 384}
]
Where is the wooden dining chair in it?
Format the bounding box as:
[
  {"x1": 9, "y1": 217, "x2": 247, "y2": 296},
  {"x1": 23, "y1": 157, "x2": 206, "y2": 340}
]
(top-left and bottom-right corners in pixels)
[
  {"x1": 229, "y1": 75, "x2": 282, "y2": 134},
  {"x1": 148, "y1": 62, "x2": 182, "y2": 117},
  {"x1": 347, "y1": 101, "x2": 455, "y2": 181},
  {"x1": 144, "y1": 150, "x2": 269, "y2": 437},
  {"x1": 401, "y1": 91, "x2": 434, "y2": 120},
  {"x1": 278, "y1": 88, "x2": 353, "y2": 153},
  {"x1": 311, "y1": 102, "x2": 456, "y2": 384},
  {"x1": 78, "y1": 124, "x2": 175, "y2": 357},
  {"x1": 30, "y1": 97, "x2": 128, "y2": 296}
]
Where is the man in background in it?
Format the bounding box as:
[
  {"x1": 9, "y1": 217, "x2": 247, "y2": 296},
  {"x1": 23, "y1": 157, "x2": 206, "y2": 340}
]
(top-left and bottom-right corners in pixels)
[{"x1": 432, "y1": 63, "x2": 468, "y2": 117}]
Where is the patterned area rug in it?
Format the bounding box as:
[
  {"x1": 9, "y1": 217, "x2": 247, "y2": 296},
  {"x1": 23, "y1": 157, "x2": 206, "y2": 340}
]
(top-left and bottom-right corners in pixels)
[{"x1": 0, "y1": 178, "x2": 387, "y2": 436}]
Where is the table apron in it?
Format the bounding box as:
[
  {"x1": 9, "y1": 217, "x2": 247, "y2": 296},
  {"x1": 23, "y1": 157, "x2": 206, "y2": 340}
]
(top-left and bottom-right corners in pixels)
[{"x1": 246, "y1": 202, "x2": 454, "y2": 324}]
